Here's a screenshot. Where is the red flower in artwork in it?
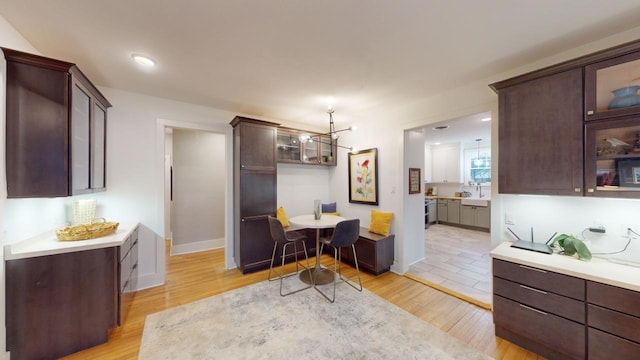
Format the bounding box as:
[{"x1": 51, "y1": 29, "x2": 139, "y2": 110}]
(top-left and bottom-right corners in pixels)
[
  {"x1": 361, "y1": 160, "x2": 369, "y2": 168},
  {"x1": 357, "y1": 176, "x2": 363, "y2": 183}
]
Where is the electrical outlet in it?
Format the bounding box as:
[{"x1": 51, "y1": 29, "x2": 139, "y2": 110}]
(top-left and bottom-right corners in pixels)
[
  {"x1": 621, "y1": 224, "x2": 634, "y2": 236},
  {"x1": 505, "y1": 213, "x2": 514, "y2": 225}
]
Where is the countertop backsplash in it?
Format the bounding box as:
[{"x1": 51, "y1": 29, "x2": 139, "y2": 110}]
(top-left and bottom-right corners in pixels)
[{"x1": 424, "y1": 182, "x2": 491, "y2": 198}]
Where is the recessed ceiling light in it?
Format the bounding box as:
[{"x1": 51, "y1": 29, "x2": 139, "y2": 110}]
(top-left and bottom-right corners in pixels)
[
  {"x1": 481, "y1": 117, "x2": 491, "y2": 122},
  {"x1": 131, "y1": 54, "x2": 156, "y2": 67}
]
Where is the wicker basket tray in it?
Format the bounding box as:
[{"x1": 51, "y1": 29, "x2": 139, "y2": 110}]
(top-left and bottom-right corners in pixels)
[{"x1": 56, "y1": 219, "x2": 120, "y2": 241}]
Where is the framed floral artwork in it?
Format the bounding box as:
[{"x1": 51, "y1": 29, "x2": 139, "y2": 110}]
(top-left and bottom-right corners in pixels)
[{"x1": 348, "y1": 148, "x2": 378, "y2": 205}]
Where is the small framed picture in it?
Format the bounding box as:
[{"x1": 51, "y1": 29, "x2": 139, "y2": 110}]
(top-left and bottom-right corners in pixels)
[
  {"x1": 409, "y1": 168, "x2": 421, "y2": 194},
  {"x1": 615, "y1": 158, "x2": 640, "y2": 187}
]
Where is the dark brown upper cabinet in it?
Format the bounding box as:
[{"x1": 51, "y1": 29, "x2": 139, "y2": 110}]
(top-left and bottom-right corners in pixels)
[
  {"x1": 3, "y1": 48, "x2": 111, "y2": 198},
  {"x1": 491, "y1": 39, "x2": 640, "y2": 199},
  {"x1": 585, "y1": 115, "x2": 640, "y2": 198},
  {"x1": 585, "y1": 50, "x2": 640, "y2": 121},
  {"x1": 276, "y1": 127, "x2": 337, "y2": 166},
  {"x1": 495, "y1": 69, "x2": 584, "y2": 196}
]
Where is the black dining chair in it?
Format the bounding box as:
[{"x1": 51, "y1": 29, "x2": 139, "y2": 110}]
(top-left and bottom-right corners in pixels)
[
  {"x1": 267, "y1": 216, "x2": 312, "y2": 296},
  {"x1": 317, "y1": 218, "x2": 363, "y2": 302}
]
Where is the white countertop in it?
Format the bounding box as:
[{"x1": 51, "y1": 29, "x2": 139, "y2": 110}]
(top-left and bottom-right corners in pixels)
[
  {"x1": 491, "y1": 241, "x2": 640, "y2": 292},
  {"x1": 4, "y1": 223, "x2": 138, "y2": 261}
]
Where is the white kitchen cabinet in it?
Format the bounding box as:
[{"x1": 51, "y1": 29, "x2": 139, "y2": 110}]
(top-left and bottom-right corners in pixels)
[
  {"x1": 460, "y1": 204, "x2": 490, "y2": 229},
  {"x1": 447, "y1": 199, "x2": 460, "y2": 223},
  {"x1": 437, "y1": 199, "x2": 448, "y2": 222},
  {"x1": 437, "y1": 199, "x2": 460, "y2": 224},
  {"x1": 431, "y1": 143, "x2": 461, "y2": 183}
]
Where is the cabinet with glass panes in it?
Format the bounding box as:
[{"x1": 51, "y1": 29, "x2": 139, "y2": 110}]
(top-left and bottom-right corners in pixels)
[
  {"x1": 585, "y1": 116, "x2": 640, "y2": 197},
  {"x1": 585, "y1": 48, "x2": 640, "y2": 121},
  {"x1": 276, "y1": 128, "x2": 302, "y2": 163},
  {"x1": 276, "y1": 127, "x2": 337, "y2": 166}
]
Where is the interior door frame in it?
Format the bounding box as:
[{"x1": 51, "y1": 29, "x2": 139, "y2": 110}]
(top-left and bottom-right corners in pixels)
[{"x1": 155, "y1": 118, "x2": 235, "y2": 269}]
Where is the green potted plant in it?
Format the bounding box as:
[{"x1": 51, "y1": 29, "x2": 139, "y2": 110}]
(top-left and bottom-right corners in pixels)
[{"x1": 550, "y1": 234, "x2": 592, "y2": 260}]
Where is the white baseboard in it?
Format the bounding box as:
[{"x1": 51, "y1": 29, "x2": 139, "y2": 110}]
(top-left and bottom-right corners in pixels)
[
  {"x1": 136, "y1": 272, "x2": 166, "y2": 291},
  {"x1": 170, "y1": 238, "x2": 224, "y2": 256}
]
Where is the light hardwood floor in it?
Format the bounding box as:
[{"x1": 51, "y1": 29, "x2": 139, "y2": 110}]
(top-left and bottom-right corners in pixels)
[
  {"x1": 407, "y1": 224, "x2": 493, "y2": 308},
  {"x1": 61, "y1": 241, "x2": 542, "y2": 359}
]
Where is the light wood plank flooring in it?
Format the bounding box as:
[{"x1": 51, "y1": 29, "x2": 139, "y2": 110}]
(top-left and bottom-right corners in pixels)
[
  {"x1": 408, "y1": 224, "x2": 493, "y2": 308},
  {"x1": 61, "y1": 241, "x2": 541, "y2": 359}
]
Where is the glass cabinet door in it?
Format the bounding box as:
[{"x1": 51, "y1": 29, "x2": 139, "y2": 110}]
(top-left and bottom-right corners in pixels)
[
  {"x1": 585, "y1": 51, "x2": 640, "y2": 121},
  {"x1": 319, "y1": 134, "x2": 337, "y2": 165},
  {"x1": 71, "y1": 81, "x2": 91, "y2": 194},
  {"x1": 276, "y1": 129, "x2": 301, "y2": 162},
  {"x1": 92, "y1": 103, "x2": 107, "y2": 190},
  {"x1": 302, "y1": 138, "x2": 319, "y2": 164},
  {"x1": 585, "y1": 116, "x2": 640, "y2": 197}
]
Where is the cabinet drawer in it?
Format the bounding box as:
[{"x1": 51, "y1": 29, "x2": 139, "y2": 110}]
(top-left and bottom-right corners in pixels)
[
  {"x1": 493, "y1": 277, "x2": 584, "y2": 323},
  {"x1": 493, "y1": 259, "x2": 585, "y2": 300},
  {"x1": 494, "y1": 295, "x2": 585, "y2": 359},
  {"x1": 588, "y1": 327, "x2": 640, "y2": 360},
  {"x1": 120, "y1": 252, "x2": 131, "y2": 293},
  {"x1": 587, "y1": 281, "x2": 640, "y2": 318},
  {"x1": 588, "y1": 304, "x2": 640, "y2": 343},
  {"x1": 120, "y1": 234, "x2": 132, "y2": 261}
]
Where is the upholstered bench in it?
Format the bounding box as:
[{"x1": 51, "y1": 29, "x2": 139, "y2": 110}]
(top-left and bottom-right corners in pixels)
[{"x1": 338, "y1": 227, "x2": 394, "y2": 275}]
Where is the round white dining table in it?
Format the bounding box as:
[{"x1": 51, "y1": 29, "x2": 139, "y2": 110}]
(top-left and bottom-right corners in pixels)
[{"x1": 289, "y1": 214, "x2": 346, "y2": 285}]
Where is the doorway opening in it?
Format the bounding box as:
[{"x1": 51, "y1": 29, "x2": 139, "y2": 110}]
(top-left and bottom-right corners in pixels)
[
  {"x1": 406, "y1": 111, "x2": 493, "y2": 308},
  {"x1": 165, "y1": 128, "x2": 226, "y2": 255},
  {"x1": 156, "y1": 118, "x2": 234, "y2": 271}
]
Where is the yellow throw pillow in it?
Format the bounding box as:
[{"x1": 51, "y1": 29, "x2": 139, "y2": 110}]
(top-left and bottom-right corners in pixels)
[
  {"x1": 276, "y1": 206, "x2": 289, "y2": 228},
  {"x1": 322, "y1": 211, "x2": 340, "y2": 216},
  {"x1": 369, "y1": 210, "x2": 394, "y2": 236}
]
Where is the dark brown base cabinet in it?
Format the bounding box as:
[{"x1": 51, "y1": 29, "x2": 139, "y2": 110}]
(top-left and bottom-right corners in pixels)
[
  {"x1": 6, "y1": 228, "x2": 138, "y2": 360},
  {"x1": 493, "y1": 259, "x2": 586, "y2": 360},
  {"x1": 119, "y1": 226, "x2": 139, "y2": 324},
  {"x1": 6, "y1": 248, "x2": 118, "y2": 360},
  {"x1": 493, "y1": 258, "x2": 640, "y2": 360},
  {"x1": 587, "y1": 281, "x2": 640, "y2": 359},
  {"x1": 338, "y1": 228, "x2": 394, "y2": 275}
]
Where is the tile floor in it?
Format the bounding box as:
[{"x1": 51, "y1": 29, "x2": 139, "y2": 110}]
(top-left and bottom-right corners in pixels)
[{"x1": 407, "y1": 224, "x2": 492, "y2": 306}]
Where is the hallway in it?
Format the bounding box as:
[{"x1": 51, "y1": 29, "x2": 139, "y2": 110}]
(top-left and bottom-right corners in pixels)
[{"x1": 407, "y1": 224, "x2": 492, "y2": 308}]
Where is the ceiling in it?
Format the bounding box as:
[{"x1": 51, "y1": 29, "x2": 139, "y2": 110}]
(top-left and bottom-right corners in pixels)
[{"x1": 2, "y1": 1, "x2": 640, "y2": 132}]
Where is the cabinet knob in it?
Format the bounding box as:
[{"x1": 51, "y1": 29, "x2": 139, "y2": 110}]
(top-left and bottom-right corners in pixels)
[
  {"x1": 241, "y1": 164, "x2": 245, "y2": 168},
  {"x1": 241, "y1": 218, "x2": 245, "y2": 222}
]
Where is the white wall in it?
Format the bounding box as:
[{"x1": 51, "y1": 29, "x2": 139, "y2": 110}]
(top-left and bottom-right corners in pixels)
[
  {"x1": 326, "y1": 119, "x2": 405, "y2": 271},
  {"x1": 0, "y1": 15, "x2": 43, "y2": 360},
  {"x1": 277, "y1": 163, "x2": 331, "y2": 217},
  {"x1": 171, "y1": 129, "x2": 226, "y2": 254},
  {"x1": 403, "y1": 129, "x2": 427, "y2": 266},
  {"x1": 100, "y1": 88, "x2": 237, "y2": 286}
]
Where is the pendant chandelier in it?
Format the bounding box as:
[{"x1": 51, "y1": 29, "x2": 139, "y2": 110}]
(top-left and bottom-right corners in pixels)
[
  {"x1": 299, "y1": 106, "x2": 354, "y2": 152},
  {"x1": 474, "y1": 138, "x2": 483, "y2": 166}
]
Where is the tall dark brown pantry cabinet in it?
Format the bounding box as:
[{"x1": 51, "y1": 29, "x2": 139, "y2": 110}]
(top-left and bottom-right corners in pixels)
[
  {"x1": 3, "y1": 48, "x2": 111, "y2": 198},
  {"x1": 231, "y1": 117, "x2": 279, "y2": 273}
]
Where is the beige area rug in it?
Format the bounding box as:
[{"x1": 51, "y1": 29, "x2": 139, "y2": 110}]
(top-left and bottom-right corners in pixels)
[{"x1": 139, "y1": 278, "x2": 491, "y2": 359}]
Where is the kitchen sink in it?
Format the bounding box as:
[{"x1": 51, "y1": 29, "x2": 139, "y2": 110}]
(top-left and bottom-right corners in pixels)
[{"x1": 460, "y1": 198, "x2": 490, "y2": 207}]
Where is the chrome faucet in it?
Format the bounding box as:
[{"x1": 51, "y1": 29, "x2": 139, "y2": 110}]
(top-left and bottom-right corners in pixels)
[{"x1": 476, "y1": 182, "x2": 484, "y2": 198}]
